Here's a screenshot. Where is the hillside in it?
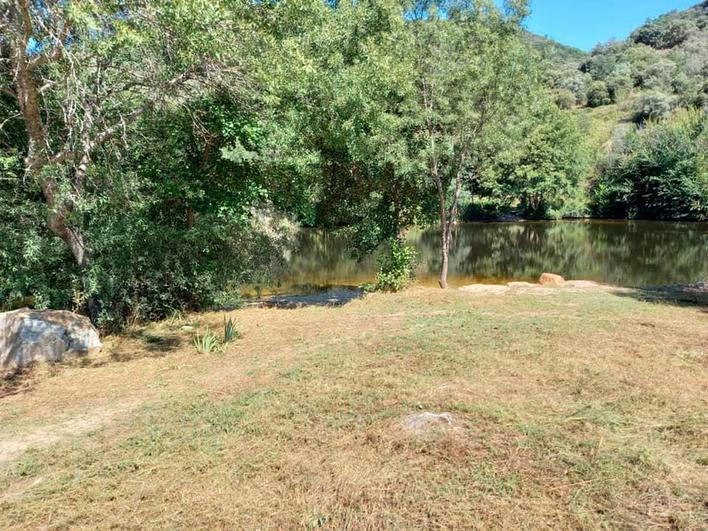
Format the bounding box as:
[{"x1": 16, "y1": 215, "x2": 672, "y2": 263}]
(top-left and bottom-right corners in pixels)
[
  {"x1": 524, "y1": 31, "x2": 587, "y2": 70},
  {"x1": 522, "y1": 2, "x2": 707, "y2": 220},
  {"x1": 550, "y1": 1, "x2": 707, "y2": 123}
]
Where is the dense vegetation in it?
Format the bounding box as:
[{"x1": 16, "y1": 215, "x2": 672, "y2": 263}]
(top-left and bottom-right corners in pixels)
[
  {"x1": 542, "y1": 2, "x2": 708, "y2": 218},
  {"x1": 1, "y1": 0, "x2": 706, "y2": 326}
]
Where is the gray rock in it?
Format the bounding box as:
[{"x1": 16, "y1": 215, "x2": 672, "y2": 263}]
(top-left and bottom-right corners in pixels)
[
  {"x1": 402, "y1": 412, "x2": 455, "y2": 432},
  {"x1": 0, "y1": 309, "x2": 102, "y2": 369}
]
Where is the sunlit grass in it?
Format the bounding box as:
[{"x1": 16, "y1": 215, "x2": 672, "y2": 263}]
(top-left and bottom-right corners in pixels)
[{"x1": 0, "y1": 288, "x2": 706, "y2": 528}]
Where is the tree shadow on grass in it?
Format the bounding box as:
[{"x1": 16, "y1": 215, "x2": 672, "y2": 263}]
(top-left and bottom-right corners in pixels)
[
  {"x1": 82, "y1": 330, "x2": 184, "y2": 368},
  {"x1": 252, "y1": 287, "x2": 365, "y2": 309},
  {"x1": 0, "y1": 366, "x2": 39, "y2": 399},
  {"x1": 614, "y1": 282, "x2": 708, "y2": 312}
]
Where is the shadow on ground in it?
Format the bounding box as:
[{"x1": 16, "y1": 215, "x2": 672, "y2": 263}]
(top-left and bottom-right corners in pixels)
[
  {"x1": 0, "y1": 366, "x2": 37, "y2": 399},
  {"x1": 81, "y1": 330, "x2": 184, "y2": 369},
  {"x1": 246, "y1": 287, "x2": 365, "y2": 309},
  {"x1": 615, "y1": 282, "x2": 708, "y2": 311}
]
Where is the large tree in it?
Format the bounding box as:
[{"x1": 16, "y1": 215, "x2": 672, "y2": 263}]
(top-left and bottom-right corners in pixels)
[{"x1": 0, "y1": 0, "x2": 243, "y2": 316}]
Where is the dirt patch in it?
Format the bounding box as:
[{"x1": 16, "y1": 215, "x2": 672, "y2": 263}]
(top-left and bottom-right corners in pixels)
[
  {"x1": 460, "y1": 281, "x2": 631, "y2": 296},
  {"x1": 0, "y1": 402, "x2": 136, "y2": 465}
]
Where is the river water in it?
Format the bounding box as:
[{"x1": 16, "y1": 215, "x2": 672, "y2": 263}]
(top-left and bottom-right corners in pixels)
[{"x1": 266, "y1": 220, "x2": 708, "y2": 292}]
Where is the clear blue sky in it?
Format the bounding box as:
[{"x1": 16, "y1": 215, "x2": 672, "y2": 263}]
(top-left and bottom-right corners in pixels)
[{"x1": 522, "y1": 0, "x2": 699, "y2": 51}]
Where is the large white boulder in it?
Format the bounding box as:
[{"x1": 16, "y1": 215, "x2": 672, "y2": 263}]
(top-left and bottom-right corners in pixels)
[{"x1": 0, "y1": 308, "x2": 102, "y2": 369}]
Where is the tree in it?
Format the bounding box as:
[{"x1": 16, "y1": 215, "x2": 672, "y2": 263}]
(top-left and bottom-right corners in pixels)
[
  {"x1": 258, "y1": 0, "x2": 430, "y2": 255},
  {"x1": 408, "y1": 0, "x2": 533, "y2": 288},
  {"x1": 631, "y1": 19, "x2": 693, "y2": 49},
  {"x1": 0, "y1": 0, "x2": 242, "y2": 318},
  {"x1": 475, "y1": 98, "x2": 589, "y2": 219}
]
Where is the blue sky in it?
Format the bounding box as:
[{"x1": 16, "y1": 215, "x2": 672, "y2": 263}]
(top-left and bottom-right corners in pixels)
[{"x1": 522, "y1": 0, "x2": 699, "y2": 51}]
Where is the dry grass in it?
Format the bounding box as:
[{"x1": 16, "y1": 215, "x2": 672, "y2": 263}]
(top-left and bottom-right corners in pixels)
[{"x1": 1, "y1": 288, "x2": 707, "y2": 529}]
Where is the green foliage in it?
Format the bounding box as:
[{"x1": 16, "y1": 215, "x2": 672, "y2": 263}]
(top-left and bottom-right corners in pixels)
[
  {"x1": 0, "y1": 101, "x2": 294, "y2": 328},
  {"x1": 554, "y1": 89, "x2": 577, "y2": 110},
  {"x1": 474, "y1": 98, "x2": 590, "y2": 219},
  {"x1": 193, "y1": 328, "x2": 221, "y2": 354},
  {"x1": 587, "y1": 81, "x2": 612, "y2": 108},
  {"x1": 633, "y1": 91, "x2": 674, "y2": 122},
  {"x1": 592, "y1": 109, "x2": 708, "y2": 220},
  {"x1": 0, "y1": 167, "x2": 79, "y2": 312},
  {"x1": 223, "y1": 316, "x2": 240, "y2": 343},
  {"x1": 552, "y1": 69, "x2": 591, "y2": 106},
  {"x1": 631, "y1": 19, "x2": 693, "y2": 49},
  {"x1": 375, "y1": 239, "x2": 418, "y2": 292}
]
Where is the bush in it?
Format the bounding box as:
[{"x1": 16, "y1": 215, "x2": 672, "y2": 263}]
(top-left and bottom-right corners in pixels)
[
  {"x1": 553, "y1": 69, "x2": 590, "y2": 105},
  {"x1": 374, "y1": 238, "x2": 418, "y2": 292},
  {"x1": 592, "y1": 109, "x2": 708, "y2": 220},
  {"x1": 606, "y1": 63, "x2": 633, "y2": 102},
  {"x1": 633, "y1": 91, "x2": 674, "y2": 122},
  {"x1": 554, "y1": 89, "x2": 576, "y2": 110},
  {"x1": 461, "y1": 197, "x2": 514, "y2": 221},
  {"x1": 631, "y1": 20, "x2": 692, "y2": 49},
  {"x1": 0, "y1": 174, "x2": 294, "y2": 331},
  {"x1": 587, "y1": 81, "x2": 612, "y2": 107},
  {"x1": 639, "y1": 59, "x2": 676, "y2": 91}
]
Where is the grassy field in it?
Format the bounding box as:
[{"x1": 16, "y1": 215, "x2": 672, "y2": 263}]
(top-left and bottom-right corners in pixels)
[{"x1": 1, "y1": 288, "x2": 707, "y2": 529}]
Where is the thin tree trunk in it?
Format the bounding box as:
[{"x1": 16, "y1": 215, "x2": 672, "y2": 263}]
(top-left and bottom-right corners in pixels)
[
  {"x1": 435, "y1": 174, "x2": 450, "y2": 289},
  {"x1": 439, "y1": 231, "x2": 450, "y2": 289}
]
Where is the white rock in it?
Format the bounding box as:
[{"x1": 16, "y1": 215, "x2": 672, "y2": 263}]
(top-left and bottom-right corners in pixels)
[
  {"x1": 402, "y1": 412, "x2": 455, "y2": 432},
  {"x1": 0, "y1": 309, "x2": 102, "y2": 369}
]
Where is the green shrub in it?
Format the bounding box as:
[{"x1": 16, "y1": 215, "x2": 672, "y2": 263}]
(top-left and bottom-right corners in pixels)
[
  {"x1": 374, "y1": 238, "x2": 418, "y2": 292},
  {"x1": 554, "y1": 89, "x2": 576, "y2": 110},
  {"x1": 587, "y1": 81, "x2": 612, "y2": 108},
  {"x1": 592, "y1": 108, "x2": 708, "y2": 220},
  {"x1": 633, "y1": 91, "x2": 674, "y2": 122}
]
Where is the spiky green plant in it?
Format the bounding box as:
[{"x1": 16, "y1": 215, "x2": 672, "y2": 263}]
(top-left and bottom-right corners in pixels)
[
  {"x1": 223, "y1": 316, "x2": 240, "y2": 343},
  {"x1": 193, "y1": 328, "x2": 220, "y2": 354}
]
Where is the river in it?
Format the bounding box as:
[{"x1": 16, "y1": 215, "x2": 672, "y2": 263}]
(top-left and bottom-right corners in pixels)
[{"x1": 263, "y1": 220, "x2": 708, "y2": 293}]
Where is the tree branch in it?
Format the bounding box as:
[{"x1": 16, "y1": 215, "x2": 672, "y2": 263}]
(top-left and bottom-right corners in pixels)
[{"x1": 48, "y1": 70, "x2": 194, "y2": 165}]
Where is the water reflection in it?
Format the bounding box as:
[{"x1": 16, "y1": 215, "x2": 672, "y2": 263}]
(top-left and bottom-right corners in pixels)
[{"x1": 275, "y1": 221, "x2": 708, "y2": 291}]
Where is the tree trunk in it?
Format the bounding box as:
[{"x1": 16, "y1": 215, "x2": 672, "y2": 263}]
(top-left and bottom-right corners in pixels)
[
  {"x1": 435, "y1": 171, "x2": 462, "y2": 290},
  {"x1": 439, "y1": 230, "x2": 450, "y2": 289}
]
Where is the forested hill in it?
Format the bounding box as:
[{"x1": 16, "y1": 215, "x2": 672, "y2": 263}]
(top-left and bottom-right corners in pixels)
[
  {"x1": 523, "y1": 32, "x2": 586, "y2": 70},
  {"x1": 545, "y1": 1, "x2": 707, "y2": 113},
  {"x1": 520, "y1": 2, "x2": 707, "y2": 221}
]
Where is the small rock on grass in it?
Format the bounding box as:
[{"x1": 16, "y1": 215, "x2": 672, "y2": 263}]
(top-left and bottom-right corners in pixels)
[{"x1": 402, "y1": 412, "x2": 455, "y2": 432}]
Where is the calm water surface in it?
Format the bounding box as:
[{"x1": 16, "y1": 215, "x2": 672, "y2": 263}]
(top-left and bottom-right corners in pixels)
[{"x1": 269, "y1": 221, "x2": 708, "y2": 292}]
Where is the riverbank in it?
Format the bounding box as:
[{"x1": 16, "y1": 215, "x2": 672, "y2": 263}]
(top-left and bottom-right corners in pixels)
[{"x1": 1, "y1": 288, "x2": 707, "y2": 528}]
